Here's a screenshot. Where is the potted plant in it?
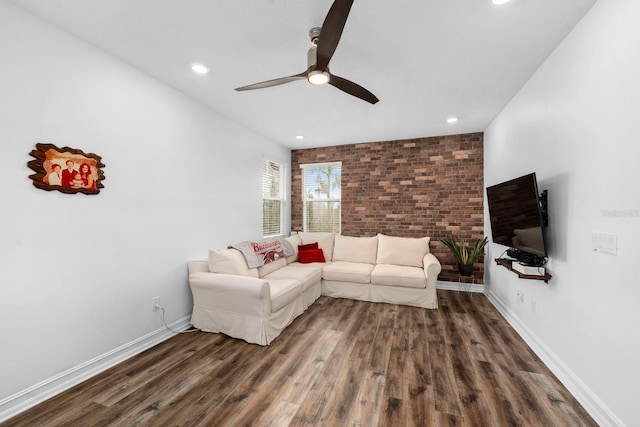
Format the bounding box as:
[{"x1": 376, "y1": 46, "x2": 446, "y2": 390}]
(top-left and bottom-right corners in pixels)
[{"x1": 438, "y1": 235, "x2": 489, "y2": 276}]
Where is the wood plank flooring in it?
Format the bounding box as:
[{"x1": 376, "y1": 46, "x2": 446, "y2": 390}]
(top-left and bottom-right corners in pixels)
[{"x1": 3, "y1": 291, "x2": 597, "y2": 426}]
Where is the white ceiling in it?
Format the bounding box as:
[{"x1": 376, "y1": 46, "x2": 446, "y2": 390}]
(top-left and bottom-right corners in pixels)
[{"x1": 9, "y1": 0, "x2": 596, "y2": 149}]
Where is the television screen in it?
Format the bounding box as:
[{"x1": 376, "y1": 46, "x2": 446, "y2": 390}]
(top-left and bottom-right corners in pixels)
[{"x1": 486, "y1": 173, "x2": 547, "y2": 258}]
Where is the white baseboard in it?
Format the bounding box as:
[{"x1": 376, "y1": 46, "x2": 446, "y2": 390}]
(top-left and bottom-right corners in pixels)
[
  {"x1": 485, "y1": 291, "x2": 624, "y2": 427},
  {"x1": 437, "y1": 280, "x2": 485, "y2": 293},
  {"x1": 0, "y1": 316, "x2": 191, "y2": 423}
]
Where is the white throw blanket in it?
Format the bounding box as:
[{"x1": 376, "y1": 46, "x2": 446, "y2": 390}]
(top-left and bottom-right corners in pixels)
[{"x1": 229, "y1": 238, "x2": 295, "y2": 268}]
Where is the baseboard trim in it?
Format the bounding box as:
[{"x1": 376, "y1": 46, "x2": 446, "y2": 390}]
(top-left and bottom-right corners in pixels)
[
  {"x1": 0, "y1": 316, "x2": 191, "y2": 423},
  {"x1": 485, "y1": 291, "x2": 623, "y2": 427},
  {"x1": 436, "y1": 280, "x2": 485, "y2": 293}
]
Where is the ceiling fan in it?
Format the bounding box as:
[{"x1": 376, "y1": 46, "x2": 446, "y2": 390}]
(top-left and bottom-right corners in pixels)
[{"x1": 234, "y1": 0, "x2": 379, "y2": 104}]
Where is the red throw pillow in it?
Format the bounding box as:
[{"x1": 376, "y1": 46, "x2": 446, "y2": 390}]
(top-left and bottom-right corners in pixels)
[
  {"x1": 298, "y1": 248, "x2": 325, "y2": 263},
  {"x1": 298, "y1": 242, "x2": 319, "y2": 251}
]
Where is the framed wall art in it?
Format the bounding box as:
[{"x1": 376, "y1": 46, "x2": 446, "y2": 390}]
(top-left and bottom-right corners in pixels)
[{"x1": 28, "y1": 143, "x2": 106, "y2": 195}]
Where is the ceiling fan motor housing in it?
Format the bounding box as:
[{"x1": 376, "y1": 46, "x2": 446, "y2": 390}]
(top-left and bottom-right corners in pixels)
[{"x1": 306, "y1": 44, "x2": 330, "y2": 85}]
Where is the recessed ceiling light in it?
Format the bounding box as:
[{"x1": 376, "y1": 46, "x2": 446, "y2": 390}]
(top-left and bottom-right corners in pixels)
[
  {"x1": 492, "y1": 0, "x2": 511, "y2": 4},
  {"x1": 191, "y1": 63, "x2": 210, "y2": 74},
  {"x1": 296, "y1": 135, "x2": 304, "y2": 140},
  {"x1": 446, "y1": 116, "x2": 458, "y2": 124}
]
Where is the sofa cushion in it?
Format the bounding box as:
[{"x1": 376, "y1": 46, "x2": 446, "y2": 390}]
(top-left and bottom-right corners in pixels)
[
  {"x1": 267, "y1": 279, "x2": 302, "y2": 312},
  {"x1": 322, "y1": 261, "x2": 375, "y2": 284},
  {"x1": 371, "y1": 264, "x2": 427, "y2": 289},
  {"x1": 299, "y1": 232, "x2": 336, "y2": 261},
  {"x1": 265, "y1": 264, "x2": 323, "y2": 292},
  {"x1": 208, "y1": 248, "x2": 259, "y2": 278},
  {"x1": 257, "y1": 257, "x2": 287, "y2": 278},
  {"x1": 285, "y1": 234, "x2": 302, "y2": 263},
  {"x1": 376, "y1": 234, "x2": 430, "y2": 268},
  {"x1": 332, "y1": 235, "x2": 378, "y2": 264}
]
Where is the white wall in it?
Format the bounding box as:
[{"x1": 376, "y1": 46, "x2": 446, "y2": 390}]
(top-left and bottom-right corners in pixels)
[
  {"x1": 0, "y1": 1, "x2": 290, "y2": 418},
  {"x1": 484, "y1": 0, "x2": 639, "y2": 426}
]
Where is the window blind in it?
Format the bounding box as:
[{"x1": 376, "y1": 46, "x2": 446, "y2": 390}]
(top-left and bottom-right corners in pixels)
[{"x1": 262, "y1": 160, "x2": 283, "y2": 236}]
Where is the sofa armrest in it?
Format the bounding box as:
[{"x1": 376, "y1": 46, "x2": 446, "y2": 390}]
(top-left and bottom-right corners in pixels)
[
  {"x1": 188, "y1": 260, "x2": 209, "y2": 274},
  {"x1": 189, "y1": 272, "x2": 271, "y2": 316},
  {"x1": 423, "y1": 253, "x2": 442, "y2": 282}
]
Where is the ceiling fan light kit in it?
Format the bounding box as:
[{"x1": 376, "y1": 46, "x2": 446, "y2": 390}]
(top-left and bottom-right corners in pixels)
[
  {"x1": 235, "y1": 0, "x2": 379, "y2": 104},
  {"x1": 308, "y1": 70, "x2": 330, "y2": 85}
]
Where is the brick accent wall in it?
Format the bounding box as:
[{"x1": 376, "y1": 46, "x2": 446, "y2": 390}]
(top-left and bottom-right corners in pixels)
[{"x1": 291, "y1": 132, "x2": 485, "y2": 283}]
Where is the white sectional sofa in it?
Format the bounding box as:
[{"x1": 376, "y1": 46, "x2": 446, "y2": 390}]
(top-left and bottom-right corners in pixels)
[{"x1": 188, "y1": 232, "x2": 441, "y2": 345}]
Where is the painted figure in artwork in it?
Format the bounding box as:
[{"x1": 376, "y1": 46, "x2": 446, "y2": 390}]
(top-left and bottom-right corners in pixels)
[
  {"x1": 79, "y1": 163, "x2": 95, "y2": 190},
  {"x1": 71, "y1": 172, "x2": 84, "y2": 189},
  {"x1": 61, "y1": 160, "x2": 77, "y2": 187},
  {"x1": 45, "y1": 163, "x2": 62, "y2": 186}
]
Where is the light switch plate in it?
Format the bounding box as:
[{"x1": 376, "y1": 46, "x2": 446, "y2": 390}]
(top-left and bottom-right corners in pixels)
[{"x1": 592, "y1": 232, "x2": 617, "y2": 255}]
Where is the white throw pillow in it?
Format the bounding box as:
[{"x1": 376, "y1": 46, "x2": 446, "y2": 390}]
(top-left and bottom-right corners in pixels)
[
  {"x1": 332, "y1": 235, "x2": 378, "y2": 264},
  {"x1": 208, "y1": 248, "x2": 259, "y2": 278},
  {"x1": 285, "y1": 234, "x2": 302, "y2": 263},
  {"x1": 376, "y1": 234, "x2": 430, "y2": 268},
  {"x1": 298, "y1": 232, "x2": 336, "y2": 261}
]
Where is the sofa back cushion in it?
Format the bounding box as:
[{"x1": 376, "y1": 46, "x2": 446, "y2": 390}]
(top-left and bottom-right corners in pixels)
[
  {"x1": 208, "y1": 248, "x2": 259, "y2": 278},
  {"x1": 376, "y1": 234, "x2": 430, "y2": 268},
  {"x1": 258, "y1": 257, "x2": 287, "y2": 277},
  {"x1": 332, "y1": 235, "x2": 378, "y2": 264},
  {"x1": 284, "y1": 234, "x2": 302, "y2": 264},
  {"x1": 298, "y1": 232, "x2": 336, "y2": 261}
]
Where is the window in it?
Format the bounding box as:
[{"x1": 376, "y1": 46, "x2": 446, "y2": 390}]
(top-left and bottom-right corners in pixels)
[
  {"x1": 301, "y1": 162, "x2": 341, "y2": 233},
  {"x1": 262, "y1": 159, "x2": 284, "y2": 237}
]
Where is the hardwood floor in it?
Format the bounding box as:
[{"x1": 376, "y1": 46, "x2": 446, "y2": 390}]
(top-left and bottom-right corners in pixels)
[{"x1": 3, "y1": 291, "x2": 596, "y2": 426}]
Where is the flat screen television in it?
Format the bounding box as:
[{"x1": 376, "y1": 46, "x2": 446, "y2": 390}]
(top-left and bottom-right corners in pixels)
[{"x1": 486, "y1": 173, "x2": 548, "y2": 266}]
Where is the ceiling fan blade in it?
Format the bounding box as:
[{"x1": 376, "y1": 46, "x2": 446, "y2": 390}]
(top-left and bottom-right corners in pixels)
[
  {"x1": 328, "y1": 74, "x2": 379, "y2": 104},
  {"x1": 315, "y1": 0, "x2": 354, "y2": 71},
  {"x1": 235, "y1": 71, "x2": 307, "y2": 91}
]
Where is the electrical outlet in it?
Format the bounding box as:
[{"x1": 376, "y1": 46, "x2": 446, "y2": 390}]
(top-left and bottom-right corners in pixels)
[{"x1": 152, "y1": 296, "x2": 160, "y2": 311}]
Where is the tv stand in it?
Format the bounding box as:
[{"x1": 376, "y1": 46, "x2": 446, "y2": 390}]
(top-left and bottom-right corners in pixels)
[{"x1": 495, "y1": 258, "x2": 551, "y2": 283}]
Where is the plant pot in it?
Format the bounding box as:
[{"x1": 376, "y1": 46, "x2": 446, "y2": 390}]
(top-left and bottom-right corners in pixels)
[{"x1": 458, "y1": 263, "x2": 474, "y2": 277}]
